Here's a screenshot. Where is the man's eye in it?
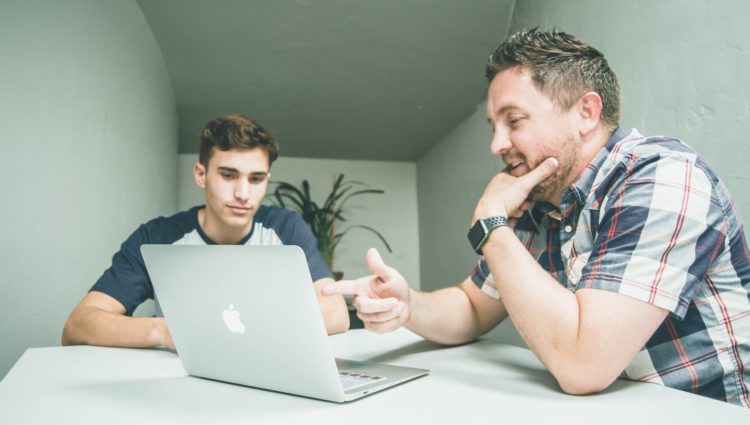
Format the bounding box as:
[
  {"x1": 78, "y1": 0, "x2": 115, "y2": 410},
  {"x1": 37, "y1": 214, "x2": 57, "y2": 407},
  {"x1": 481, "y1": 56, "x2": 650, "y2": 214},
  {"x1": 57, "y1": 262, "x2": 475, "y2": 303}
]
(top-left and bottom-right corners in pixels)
[
  {"x1": 250, "y1": 176, "x2": 266, "y2": 184},
  {"x1": 508, "y1": 117, "x2": 523, "y2": 128},
  {"x1": 220, "y1": 173, "x2": 235, "y2": 179}
]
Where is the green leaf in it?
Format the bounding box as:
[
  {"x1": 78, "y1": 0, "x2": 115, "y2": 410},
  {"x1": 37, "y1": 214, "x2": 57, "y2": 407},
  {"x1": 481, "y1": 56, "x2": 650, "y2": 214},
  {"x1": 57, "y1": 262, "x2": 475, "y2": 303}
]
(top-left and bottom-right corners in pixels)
[
  {"x1": 263, "y1": 175, "x2": 391, "y2": 268},
  {"x1": 331, "y1": 225, "x2": 392, "y2": 253}
]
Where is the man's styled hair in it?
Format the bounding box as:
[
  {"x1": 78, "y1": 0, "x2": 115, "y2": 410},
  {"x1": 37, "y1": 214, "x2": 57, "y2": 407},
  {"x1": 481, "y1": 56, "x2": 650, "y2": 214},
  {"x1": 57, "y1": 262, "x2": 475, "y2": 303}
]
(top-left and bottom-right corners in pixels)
[
  {"x1": 199, "y1": 114, "x2": 279, "y2": 166},
  {"x1": 486, "y1": 28, "x2": 621, "y2": 132}
]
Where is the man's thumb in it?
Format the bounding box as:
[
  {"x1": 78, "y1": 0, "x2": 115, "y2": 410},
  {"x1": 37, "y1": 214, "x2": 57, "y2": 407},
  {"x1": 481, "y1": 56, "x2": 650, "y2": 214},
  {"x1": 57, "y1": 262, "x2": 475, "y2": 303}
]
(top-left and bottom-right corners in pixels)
[{"x1": 365, "y1": 248, "x2": 390, "y2": 280}]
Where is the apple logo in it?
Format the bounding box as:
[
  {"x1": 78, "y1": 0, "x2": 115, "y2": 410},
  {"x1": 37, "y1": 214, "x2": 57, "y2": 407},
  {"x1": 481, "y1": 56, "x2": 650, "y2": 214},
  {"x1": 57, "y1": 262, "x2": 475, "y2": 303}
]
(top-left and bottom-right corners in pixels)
[{"x1": 222, "y1": 304, "x2": 246, "y2": 334}]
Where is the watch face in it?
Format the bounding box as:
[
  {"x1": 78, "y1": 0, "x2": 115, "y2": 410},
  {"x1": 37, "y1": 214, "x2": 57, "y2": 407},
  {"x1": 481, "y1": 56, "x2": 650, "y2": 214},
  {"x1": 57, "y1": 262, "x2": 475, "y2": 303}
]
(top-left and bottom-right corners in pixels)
[{"x1": 467, "y1": 220, "x2": 487, "y2": 253}]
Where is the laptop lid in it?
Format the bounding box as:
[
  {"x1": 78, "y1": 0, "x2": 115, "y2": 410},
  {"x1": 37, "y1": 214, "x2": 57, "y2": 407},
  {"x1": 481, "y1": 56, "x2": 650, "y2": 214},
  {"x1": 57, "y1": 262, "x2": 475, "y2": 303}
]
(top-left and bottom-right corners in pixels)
[{"x1": 141, "y1": 244, "x2": 427, "y2": 402}]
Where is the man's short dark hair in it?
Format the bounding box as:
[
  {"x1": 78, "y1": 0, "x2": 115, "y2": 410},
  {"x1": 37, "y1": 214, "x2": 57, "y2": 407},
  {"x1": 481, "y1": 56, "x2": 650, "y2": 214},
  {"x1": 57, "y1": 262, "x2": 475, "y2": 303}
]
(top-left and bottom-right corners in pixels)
[
  {"x1": 486, "y1": 28, "x2": 621, "y2": 132},
  {"x1": 199, "y1": 114, "x2": 279, "y2": 166}
]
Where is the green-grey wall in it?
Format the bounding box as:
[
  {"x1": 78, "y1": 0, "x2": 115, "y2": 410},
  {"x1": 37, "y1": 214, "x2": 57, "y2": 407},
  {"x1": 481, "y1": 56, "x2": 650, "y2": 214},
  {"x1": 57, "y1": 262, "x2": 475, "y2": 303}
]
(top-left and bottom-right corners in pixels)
[
  {"x1": 417, "y1": 0, "x2": 750, "y2": 343},
  {"x1": 0, "y1": 0, "x2": 177, "y2": 378}
]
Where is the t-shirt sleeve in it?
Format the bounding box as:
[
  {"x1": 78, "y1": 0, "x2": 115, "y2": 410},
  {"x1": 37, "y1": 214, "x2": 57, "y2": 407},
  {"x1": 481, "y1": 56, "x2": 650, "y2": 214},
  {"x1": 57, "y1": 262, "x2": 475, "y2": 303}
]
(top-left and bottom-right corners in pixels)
[
  {"x1": 283, "y1": 212, "x2": 334, "y2": 281},
  {"x1": 89, "y1": 224, "x2": 154, "y2": 316},
  {"x1": 577, "y1": 154, "x2": 725, "y2": 319}
]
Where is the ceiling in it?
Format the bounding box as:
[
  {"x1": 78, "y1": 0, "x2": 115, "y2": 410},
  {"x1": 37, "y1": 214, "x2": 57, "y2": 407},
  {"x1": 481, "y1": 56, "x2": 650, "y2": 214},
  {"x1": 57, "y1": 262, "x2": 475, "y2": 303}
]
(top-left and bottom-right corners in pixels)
[{"x1": 137, "y1": 0, "x2": 515, "y2": 161}]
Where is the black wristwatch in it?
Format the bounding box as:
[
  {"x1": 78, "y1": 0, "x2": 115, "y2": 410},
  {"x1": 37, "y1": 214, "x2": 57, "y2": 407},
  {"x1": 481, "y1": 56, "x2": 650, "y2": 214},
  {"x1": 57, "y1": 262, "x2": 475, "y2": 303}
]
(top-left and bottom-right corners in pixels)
[{"x1": 467, "y1": 216, "x2": 509, "y2": 255}]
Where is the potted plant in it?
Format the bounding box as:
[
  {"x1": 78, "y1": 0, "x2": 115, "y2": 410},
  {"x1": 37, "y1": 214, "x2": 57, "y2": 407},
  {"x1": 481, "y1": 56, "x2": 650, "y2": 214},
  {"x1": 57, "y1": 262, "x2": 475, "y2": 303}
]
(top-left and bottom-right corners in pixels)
[{"x1": 269, "y1": 174, "x2": 392, "y2": 278}]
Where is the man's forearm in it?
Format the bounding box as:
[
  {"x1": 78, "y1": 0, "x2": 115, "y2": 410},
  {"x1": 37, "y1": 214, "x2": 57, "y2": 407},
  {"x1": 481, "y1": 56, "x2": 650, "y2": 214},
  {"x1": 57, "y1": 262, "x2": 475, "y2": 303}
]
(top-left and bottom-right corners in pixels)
[
  {"x1": 482, "y1": 226, "x2": 671, "y2": 394},
  {"x1": 482, "y1": 227, "x2": 600, "y2": 387},
  {"x1": 62, "y1": 307, "x2": 170, "y2": 349},
  {"x1": 405, "y1": 287, "x2": 486, "y2": 345}
]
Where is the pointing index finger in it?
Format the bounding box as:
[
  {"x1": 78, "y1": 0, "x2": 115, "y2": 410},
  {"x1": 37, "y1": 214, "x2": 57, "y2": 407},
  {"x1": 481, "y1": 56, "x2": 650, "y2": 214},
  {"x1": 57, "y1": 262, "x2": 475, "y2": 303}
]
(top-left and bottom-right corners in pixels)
[{"x1": 322, "y1": 278, "x2": 367, "y2": 296}]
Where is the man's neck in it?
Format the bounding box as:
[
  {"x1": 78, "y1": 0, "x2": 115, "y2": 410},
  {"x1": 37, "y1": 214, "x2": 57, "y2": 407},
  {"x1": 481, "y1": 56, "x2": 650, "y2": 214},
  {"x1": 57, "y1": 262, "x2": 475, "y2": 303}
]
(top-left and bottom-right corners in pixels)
[
  {"x1": 197, "y1": 208, "x2": 253, "y2": 245},
  {"x1": 568, "y1": 127, "x2": 612, "y2": 187},
  {"x1": 548, "y1": 127, "x2": 613, "y2": 209}
]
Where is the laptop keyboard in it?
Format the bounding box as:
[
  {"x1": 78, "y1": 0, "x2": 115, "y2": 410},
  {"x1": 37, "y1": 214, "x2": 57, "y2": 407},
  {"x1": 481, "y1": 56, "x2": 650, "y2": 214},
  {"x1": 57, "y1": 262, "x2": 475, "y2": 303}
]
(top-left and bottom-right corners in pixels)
[{"x1": 338, "y1": 370, "x2": 386, "y2": 391}]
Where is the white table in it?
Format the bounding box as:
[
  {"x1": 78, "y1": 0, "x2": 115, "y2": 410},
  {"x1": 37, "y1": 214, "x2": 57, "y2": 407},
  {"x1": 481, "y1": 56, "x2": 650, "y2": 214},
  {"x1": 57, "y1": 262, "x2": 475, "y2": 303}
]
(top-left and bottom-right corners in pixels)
[{"x1": 1, "y1": 329, "x2": 747, "y2": 424}]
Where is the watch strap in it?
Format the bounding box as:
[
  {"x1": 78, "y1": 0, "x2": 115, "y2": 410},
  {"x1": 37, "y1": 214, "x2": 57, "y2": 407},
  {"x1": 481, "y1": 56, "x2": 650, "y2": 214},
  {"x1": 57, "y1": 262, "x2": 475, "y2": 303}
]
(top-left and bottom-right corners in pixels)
[
  {"x1": 482, "y1": 216, "x2": 509, "y2": 230},
  {"x1": 468, "y1": 215, "x2": 509, "y2": 255}
]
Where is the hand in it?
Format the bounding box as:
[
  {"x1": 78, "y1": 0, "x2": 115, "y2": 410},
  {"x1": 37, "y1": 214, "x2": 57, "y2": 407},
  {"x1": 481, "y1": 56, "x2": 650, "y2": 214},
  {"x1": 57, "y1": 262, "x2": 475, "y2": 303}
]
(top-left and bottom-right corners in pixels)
[
  {"x1": 472, "y1": 157, "x2": 558, "y2": 224},
  {"x1": 509, "y1": 200, "x2": 534, "y2": 228},
  {"x1": 162, "y1": 326, "x2": 176, "y2": 351},
  {"x1": 322, "y1": 248, "x2": 411, "y2": 334},
  {"x1": 152, "y1": 317, "x2": 176, "y2": 351}
]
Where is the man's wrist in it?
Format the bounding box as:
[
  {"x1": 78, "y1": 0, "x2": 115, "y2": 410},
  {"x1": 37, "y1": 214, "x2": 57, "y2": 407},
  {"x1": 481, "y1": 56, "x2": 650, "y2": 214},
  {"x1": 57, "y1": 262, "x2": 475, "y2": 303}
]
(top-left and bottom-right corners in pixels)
[
  {"x1": 482, "y1": 225, "x2": 515, "y2": 254},
  {"x1": 147, "y1": 317, "x2": 169, "y2": 347},
  {"x1": 468, "y1": 216, "x2": 510, "y2": 255},
  {"x1": 404, "y1": 288, "x2": 418, "y2": 328}
]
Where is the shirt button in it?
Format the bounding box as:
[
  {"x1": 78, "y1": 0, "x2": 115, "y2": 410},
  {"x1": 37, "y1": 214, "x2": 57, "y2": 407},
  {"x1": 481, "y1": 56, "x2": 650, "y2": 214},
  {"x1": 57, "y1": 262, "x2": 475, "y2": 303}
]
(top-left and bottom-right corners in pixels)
[{"x1": 564, "y1": 225, "x2": 573, "y2": 233}]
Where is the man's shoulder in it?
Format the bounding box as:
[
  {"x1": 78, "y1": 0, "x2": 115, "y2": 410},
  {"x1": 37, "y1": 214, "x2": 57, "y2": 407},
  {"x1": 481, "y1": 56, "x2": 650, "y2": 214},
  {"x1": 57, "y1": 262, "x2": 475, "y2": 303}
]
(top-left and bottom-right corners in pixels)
[
  {"x1": 254, "y1": 204, "x2": 301, "y2": 224},
  {"x1": 611, "y1": 130, "x2": 696, "y2": 162},
  {"x1": 589, "y1": 130, "x2": 730, "y2": 210},
  {"x1": 137, "y1": 206, "x2": 202, "y2": 244},
  {"x1": 253, "y1": 205, "x2": 311, "y2": 240},
  {"x1": 595, "y1": 130, "x2": 717, "y2": 182}
]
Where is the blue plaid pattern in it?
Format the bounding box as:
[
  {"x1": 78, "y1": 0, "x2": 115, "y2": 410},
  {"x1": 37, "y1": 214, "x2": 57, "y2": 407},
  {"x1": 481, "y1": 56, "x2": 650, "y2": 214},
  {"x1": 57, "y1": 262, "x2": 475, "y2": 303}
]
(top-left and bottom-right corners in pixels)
[{"x1": 472, "y1": 128, "x2": 750, "y2": 407}]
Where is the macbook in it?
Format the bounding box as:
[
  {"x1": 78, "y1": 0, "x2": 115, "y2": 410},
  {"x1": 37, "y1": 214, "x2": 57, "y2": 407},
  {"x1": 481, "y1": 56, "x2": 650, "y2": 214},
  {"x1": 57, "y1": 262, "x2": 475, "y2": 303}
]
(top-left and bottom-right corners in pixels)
[{"x1": 141, "y1": 244, "x2": 428, "y2": 402}]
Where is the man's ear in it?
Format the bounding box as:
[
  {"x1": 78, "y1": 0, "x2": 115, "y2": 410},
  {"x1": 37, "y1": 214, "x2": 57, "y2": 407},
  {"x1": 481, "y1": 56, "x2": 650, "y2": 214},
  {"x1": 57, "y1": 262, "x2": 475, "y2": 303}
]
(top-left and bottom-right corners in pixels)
[
  {"x1": 577, "y1": 91, "x2": 603, "y2": 136},
  {"x1": 193, "y1": 162, "x2": 207, "y2": 188}
]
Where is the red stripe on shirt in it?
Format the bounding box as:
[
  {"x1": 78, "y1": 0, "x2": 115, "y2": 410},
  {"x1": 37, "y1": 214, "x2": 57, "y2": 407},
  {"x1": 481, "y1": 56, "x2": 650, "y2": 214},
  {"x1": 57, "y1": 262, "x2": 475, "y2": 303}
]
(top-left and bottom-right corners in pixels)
[
  {"x1": 585, "y1": 154, "x2": 634, "y2": 287},
  {"x1": 665, "y1": 317, "x2": 701, "y2": 393},
  {"x1": 649, "y1": 160, "x2": 692, "y2": 303},
  {"x1": 705, "y1": 275, "x2": 750, "y2": 406}
]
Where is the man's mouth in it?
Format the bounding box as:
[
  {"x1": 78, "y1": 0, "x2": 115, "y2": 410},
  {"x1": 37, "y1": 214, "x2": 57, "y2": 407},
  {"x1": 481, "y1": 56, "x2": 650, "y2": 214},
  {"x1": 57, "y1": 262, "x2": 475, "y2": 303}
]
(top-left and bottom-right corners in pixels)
[
  {"x1": 506, "y1": 160, "x2": 526, "y2": 176},
  {"x1": 228, "y1": 205, "x2": 251, "y2": 214}
]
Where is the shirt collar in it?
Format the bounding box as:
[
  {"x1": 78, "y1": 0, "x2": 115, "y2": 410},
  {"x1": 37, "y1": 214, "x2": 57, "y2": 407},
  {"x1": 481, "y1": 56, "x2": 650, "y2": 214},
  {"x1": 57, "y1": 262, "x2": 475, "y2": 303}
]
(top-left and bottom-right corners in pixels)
[
  {"x1": 516, "y1": 201, "x2": 558, "y2": 232},
  {"x1": 517, "y1": 128, "x2": 631, "y2": 231},
  {"x1": 564, "y1": 127, "x2": 631, "y2": 207}
]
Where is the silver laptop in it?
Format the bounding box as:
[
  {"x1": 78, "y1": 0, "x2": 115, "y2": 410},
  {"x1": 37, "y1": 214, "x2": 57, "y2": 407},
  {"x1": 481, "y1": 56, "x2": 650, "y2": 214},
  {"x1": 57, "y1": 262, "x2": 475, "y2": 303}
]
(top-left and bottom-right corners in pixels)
[{"x1": 141, "y1": 244, "x2": 428, "y2": 403}]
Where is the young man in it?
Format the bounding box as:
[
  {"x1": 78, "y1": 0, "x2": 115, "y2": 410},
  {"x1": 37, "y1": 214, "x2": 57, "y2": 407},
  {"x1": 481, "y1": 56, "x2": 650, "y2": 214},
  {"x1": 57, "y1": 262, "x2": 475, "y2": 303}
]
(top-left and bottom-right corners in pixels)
[
  {"x1": 63, "y1": 114, "x2": 349, "y2": 349},
  {"x1": 325, "y1": 29, "x2": 750, "y2": 407}
]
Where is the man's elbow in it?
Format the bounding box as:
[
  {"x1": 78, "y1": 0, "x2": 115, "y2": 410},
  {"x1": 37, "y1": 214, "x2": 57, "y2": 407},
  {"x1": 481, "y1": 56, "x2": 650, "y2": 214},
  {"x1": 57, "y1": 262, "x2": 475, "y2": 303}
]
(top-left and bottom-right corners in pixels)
[
  {"x1": 61, "y1": 315, "x2": 80, "y2": 346},
  {"x1": 554, "y1": 367, "x2": 618, "y2": 396},
  {"x1": 61, "y1": 306, "x2": 93, "y2": 346}
]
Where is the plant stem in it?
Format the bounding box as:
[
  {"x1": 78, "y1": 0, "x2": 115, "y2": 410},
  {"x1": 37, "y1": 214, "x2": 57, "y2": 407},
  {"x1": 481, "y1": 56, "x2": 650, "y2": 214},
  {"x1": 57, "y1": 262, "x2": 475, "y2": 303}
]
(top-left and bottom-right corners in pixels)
[{"x1": 329, "y1": 174, "x2": 337, "y2": 271}]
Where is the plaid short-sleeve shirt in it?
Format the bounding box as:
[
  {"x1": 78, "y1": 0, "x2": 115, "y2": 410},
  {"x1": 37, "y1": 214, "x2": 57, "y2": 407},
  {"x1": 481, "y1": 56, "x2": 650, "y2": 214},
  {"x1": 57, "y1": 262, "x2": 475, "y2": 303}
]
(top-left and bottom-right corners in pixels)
[{"x1": 472, "y1": 128, "x2": 750, "y2": 407}]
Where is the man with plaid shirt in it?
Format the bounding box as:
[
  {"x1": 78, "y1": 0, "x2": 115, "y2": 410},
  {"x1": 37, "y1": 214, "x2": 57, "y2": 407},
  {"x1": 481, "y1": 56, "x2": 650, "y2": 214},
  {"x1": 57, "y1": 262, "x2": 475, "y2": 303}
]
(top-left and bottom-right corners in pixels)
[{"x1": 324, "y1": 28, "x2": 750, "y2": 407}]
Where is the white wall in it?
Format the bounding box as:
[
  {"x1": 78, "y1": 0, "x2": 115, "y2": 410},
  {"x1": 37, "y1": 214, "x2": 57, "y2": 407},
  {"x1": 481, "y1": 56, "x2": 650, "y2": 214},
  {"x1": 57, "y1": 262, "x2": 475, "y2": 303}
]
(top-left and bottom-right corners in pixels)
[
  {"x1": 178, "y1": 154, "x2": 420, "y2": 288},
  {"x1": 417, "y1": 0, "x2": 750, "y2": 345},
  {"x1": 0, "y1": 0, "x2": 177, "y2": 378}
]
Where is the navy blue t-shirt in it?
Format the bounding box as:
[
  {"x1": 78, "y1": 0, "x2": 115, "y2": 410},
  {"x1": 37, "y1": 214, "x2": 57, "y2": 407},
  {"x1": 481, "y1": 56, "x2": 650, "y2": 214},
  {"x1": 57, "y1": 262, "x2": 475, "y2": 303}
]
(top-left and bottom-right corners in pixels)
[{"x1": 90, "y1": 205, "x2": 332, "y2": 315}]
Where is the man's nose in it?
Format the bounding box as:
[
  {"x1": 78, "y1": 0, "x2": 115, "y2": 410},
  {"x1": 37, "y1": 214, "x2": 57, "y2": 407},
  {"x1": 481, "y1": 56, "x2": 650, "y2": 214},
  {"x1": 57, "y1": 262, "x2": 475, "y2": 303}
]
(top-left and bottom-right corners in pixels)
[
  {"x1": 490, "y1": 128, "x2": 512, "y2": 156},
  {"x1": 234, "y1": 180, "x2": 250, "y2": 202}
]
